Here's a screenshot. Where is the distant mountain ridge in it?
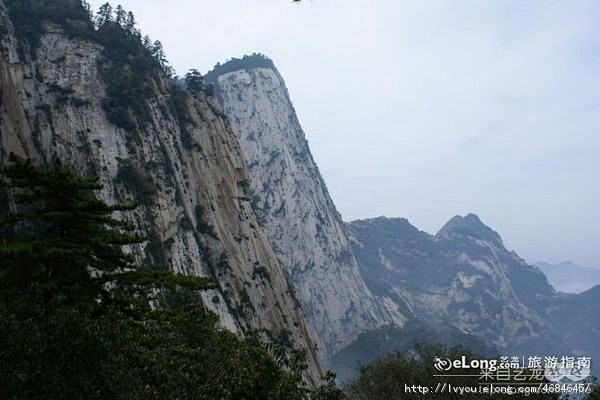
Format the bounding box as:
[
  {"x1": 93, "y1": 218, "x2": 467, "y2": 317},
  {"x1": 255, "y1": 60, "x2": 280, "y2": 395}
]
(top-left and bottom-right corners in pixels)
[
  {"x1": 346, "y1": 214, "x2": 600, "y2": 376},
  {"x1": 347, "y1": 215, "x2": 557, "y2": 348},
  {"x1": 535, "y1": 260, "x2": 600, "y2": 293}
]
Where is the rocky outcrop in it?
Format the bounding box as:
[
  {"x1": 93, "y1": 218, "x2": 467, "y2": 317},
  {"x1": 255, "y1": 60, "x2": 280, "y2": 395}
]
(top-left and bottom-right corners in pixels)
[
  {"x1": 0, "y1": 2, "x2": 320, "y2": 381},
  {"x1": 206, "y1": 55, "x2": 398, "y2": 364}
]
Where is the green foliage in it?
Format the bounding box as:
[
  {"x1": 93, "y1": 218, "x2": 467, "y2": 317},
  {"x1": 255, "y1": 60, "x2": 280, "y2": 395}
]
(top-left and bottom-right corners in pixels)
[
  {"x1": 47, "y1": 82, "x2": 75, "y2": 95},
  {"x1": 5, "y1": 0, "x2": 168, "y2": 131},
  {"x1": 312, "y1": 371, "x2": 346, "y2": 400},
  {"x1": 71, "y1": 97, "x2": 91, "y2": 107},
  {"x1": 143, "y1": 230, "x2": 168, "y2": 270},
  {"x1": 168, "y1": 84, "x2": 195, "y2": 149},
  {"x1": 277, "y1": 328, "x2": 294, "y2": 348},
  {"x1": 347, "y1": 344, "x2": 558, "y2": 400},
  {"x1": 95, "y1": 3, "x2": 113, "y2": 27},
  {"x1": 180, "y1": 216, "x2": 193, "y2": 231},
  {"x1": 239, "y1": 178, "x2": 251, "y2": 196},
  {"x1": 47, "y1": 83, "x2": 76, "y2": 106},
  {"x1": 4, "y1": 0, "x2": 95, "y2": 59},
  {"x1": 588, "y1": 385, "x2": 600, "y2": 400},
  {"x1": 0, "y1": 292, "x2": 316, "y2": 400},
  {"x1": 114, "y1": 159, "x2": 156, "y2": 206},
  {"x1": 238, "y1": 179, "x2": 264, "y2": 223},
  {"x1": 203, "y1": 83, "x2": 215, "y2": 97},
  {"x1": 195, "y1": 204, "x2": 218, "y2": 239},
  {"x1": 216, "y1": 252, "x2": 230, "y2": 272},
  {"x1": 238, "y1": 287, "x2": 256, "y2": 317},
  {"x1": 0, "y1": 186, "x2": 9, "y2": 214},
  {"x1": 0, "y1": 156, "x2": 345, "y2": 399},
  {"x1": 35, "y1": 103, "x2": 52, "y2": 121},
  {"x1": 114, "y1": 268, "x2": 217, "y2": 291},
  {"x1": 96, "y1": 20, "x2": 160, "y2": 131},
  {"x1": 97, "y1": 34, "x2": 158, "y2": 132},
  {"x1": 35, "y1": 69, "x2": 44, "y2": 82},
  {"x1": 0, "y1": 154, "x2": 142, "y2": 306},
  {"x1": 252, "y1": 265, "x2": 272, "y2": 284},
  {"x1": 185, "y1": 68, "x2": 204, "y2": 93},
  {"x1": 5, "y1": 0, "x2": 213, "y2": 135},
  {"x1": 0, "y1": 21, "x2": 7, "y2": 41},
  {"x1": 205, "y1": 53, "x2": 276, "y2": 83}
]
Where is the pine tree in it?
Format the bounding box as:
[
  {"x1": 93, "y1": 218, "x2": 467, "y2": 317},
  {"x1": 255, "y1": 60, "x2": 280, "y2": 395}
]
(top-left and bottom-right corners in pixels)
[
  {"x1": 81, "y1": 0, "x2": 92, "y2": 19},
  {"x1": 185, "y1": 69, "x2": 204, "y2": 93},
  {"x1": 151, "y1": 40, "x2": 167, "y2": 66},
  {"x1": 125, "y1": 11, "x2": 138, "y2": 35},
  {"x1": 95, "y1": 2, "x2": 113, "y2": 28},
  {"x1": 0, "y1": 154, "x2": 143, "y2": 304},
  {"x1": 142, "y1": 34, "x2": 152, "y2": 51},
  {"x1": 114, "y1": 4, "x2": 126, "y2": 27}
]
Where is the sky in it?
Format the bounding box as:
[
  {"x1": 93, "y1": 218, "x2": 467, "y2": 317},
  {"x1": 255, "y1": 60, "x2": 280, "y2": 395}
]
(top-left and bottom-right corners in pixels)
[{"x1": 89, "y1": 0, "x2": 600, "y2": 268}]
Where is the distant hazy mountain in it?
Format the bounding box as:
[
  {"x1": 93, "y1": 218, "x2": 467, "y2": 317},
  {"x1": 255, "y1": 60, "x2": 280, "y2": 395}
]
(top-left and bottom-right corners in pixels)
[
  {"x1": 346, "y1": 215, "x2": 559, "y2": 353},
  {"x1": 535, "y1": 261, "x2": 600, "y2": 293},
  {"x1": 344, "y1": 214, "x2": 600, "y2": 378}
]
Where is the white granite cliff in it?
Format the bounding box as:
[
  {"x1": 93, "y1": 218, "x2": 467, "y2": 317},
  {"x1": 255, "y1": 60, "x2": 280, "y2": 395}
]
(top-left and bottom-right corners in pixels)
[
  {"x1": 207, "y1": 56, "x2": 403, "y2": 364},
  {"x1": 0, "y1": 4, "x2": 320, "y2": 381}
]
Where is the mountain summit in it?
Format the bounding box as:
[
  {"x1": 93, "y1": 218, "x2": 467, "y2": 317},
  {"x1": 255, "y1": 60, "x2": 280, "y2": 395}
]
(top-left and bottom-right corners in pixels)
[
  {"x1": 204, "y1": 53, "x2": 276, "y2": 82},
  {"x1": 437, "y1": 213, "x2": 503, "y2": 244}
]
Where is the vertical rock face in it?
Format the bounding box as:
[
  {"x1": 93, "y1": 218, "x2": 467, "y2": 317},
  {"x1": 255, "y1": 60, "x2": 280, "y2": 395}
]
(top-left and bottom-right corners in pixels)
[
  {"x1": 0, "y1": 3, "x2": 320, "y2": 381},
  {"x1": 207, "y1": 55, "x2": 398, "y2": 363}
]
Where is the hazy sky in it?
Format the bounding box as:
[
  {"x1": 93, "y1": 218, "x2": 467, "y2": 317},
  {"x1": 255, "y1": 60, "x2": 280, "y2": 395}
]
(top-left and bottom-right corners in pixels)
[{"x1": 89, "y1": 0, "x2": 600, "y2": 267}]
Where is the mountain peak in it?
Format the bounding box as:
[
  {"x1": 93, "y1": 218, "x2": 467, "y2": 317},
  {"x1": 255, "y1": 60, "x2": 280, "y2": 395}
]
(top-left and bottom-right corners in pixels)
[
  {"x1": 536, "y1": 260, "x2": 578, "y2": 269},
  {"x1": 205, "y1": 53, "x2": 276, "y2": 82},
  {"x1": 436, "y1": 213, "x2": 503, "y2": 244},
  {"x1": 350, "y1": 216, "x2": 416, "y2": 229}
]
